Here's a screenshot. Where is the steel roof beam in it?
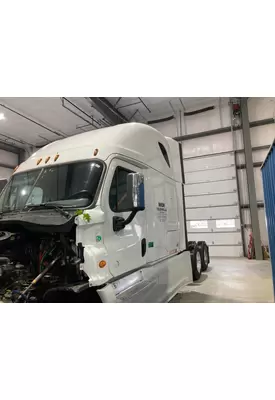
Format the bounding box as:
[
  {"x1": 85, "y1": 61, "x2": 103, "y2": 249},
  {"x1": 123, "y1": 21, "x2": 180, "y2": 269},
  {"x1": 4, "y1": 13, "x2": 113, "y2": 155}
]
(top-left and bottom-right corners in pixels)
[
  {"x1": 89, "y1": 98, "x2": 128, "y2": 125},
  {"x1": 174, "y1": 117, "x2": 275, "y2": 141},
  {"x1": 0, "y1": 140, "x2": 20, "y2": 155}
]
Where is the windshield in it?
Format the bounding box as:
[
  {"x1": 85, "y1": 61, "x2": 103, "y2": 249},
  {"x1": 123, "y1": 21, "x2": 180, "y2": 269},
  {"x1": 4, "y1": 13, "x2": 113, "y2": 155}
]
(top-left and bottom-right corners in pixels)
[{"x1": 0, "y1": 160, "x2": 104, "y2": 213}]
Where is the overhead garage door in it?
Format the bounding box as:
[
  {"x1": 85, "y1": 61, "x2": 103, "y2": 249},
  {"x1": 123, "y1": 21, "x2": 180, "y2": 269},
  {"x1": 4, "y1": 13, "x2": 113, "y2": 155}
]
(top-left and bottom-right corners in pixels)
[{"x1": 184, "y1": 151, "x2": 243, "y2": 257}]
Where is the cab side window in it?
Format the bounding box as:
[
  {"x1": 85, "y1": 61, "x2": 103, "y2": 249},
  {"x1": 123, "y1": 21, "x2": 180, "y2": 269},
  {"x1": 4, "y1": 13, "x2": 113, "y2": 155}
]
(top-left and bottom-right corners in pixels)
[
  {"x1": 158, "y1": 142, "x2": 170, "y2": 167},
  {"x1": 109, "y1": 166, "x2": 134, "y2": 212}
]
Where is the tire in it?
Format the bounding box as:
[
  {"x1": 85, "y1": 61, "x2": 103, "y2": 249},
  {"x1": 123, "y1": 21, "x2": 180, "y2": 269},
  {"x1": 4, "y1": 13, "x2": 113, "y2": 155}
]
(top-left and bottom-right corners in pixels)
[
  {"x1": 188, "y1": 241, "x2": 197, "y2": 251},
  {"x1": 206, "y1": 245, "x2": 210, "y2": 265},
  {"x1": 191, "y1": 245, "x2": 202, "y2": 281},
  {"x1": 197, "y1": 241, "x2": 209, "y2": 272}
]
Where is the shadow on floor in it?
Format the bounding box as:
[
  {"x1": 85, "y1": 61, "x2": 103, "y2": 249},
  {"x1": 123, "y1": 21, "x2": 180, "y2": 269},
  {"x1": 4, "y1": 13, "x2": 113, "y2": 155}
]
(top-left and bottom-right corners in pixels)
[
  {"x1": 170, "y1": 291, "x2": 244, "y2": 303},
  {"x1": 188, "y1": 273, "x2": 208, "y2": 286}
]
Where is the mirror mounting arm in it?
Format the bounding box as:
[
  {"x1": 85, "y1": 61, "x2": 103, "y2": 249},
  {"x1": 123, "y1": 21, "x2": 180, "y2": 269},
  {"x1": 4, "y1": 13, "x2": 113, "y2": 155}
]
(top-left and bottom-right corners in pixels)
[
  {"x1": 123, "y1": 210, "x2": 138, "y2": 226},
  {"x1": 113, "y1": 210, "x2": 138, "y2": 232}
]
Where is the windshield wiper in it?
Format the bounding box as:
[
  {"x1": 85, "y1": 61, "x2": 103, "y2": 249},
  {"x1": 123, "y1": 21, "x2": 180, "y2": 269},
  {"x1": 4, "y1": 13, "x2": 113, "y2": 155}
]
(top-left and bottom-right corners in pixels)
[{"x1": 25, "y1": 203, "x2": 71, "y2": 219}]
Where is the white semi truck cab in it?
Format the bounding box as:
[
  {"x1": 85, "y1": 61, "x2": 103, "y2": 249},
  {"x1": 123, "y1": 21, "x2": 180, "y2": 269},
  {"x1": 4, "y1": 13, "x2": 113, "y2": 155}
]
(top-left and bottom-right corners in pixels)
[{"x1": 0, "y1": 123, "x2": 209, "y2": 302}]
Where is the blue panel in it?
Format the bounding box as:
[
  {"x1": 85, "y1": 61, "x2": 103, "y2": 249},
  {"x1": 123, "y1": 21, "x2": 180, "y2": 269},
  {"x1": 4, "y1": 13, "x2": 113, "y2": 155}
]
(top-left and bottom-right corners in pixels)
[{"x1": 262, "y1": 144, "x2": 275, "y2": 296}]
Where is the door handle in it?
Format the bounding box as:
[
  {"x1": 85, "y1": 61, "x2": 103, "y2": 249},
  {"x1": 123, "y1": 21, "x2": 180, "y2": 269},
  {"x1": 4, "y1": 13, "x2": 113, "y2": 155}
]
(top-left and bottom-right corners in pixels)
[{"x1": 141, "y1": 238, "x2": 146, "y2": 257}]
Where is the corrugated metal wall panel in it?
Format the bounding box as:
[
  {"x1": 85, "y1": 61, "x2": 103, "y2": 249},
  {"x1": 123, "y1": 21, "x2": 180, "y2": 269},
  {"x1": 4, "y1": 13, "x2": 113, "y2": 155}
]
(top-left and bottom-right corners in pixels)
[
  {"x1": 251, "y1": 125, "x2": 275, "y2": 147},
  {"x1": 262, "y1": 143, "x2": 275, "y2": 295}
]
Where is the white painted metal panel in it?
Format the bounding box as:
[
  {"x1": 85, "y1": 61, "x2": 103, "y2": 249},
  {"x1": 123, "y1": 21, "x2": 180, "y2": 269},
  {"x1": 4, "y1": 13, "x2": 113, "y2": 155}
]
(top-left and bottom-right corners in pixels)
[
  {"x1": 248, "y1": 97, "x2": 275, "y2": 121},
  {"x1": 185, "y1": 179, "x2": 237, "y2": 196},
  {"x1": 252, "y1": 149, "x2": 268, "y2": 162},
  {"x1": 250, "y1": 125, "x2": 275, "y2": 147},
  {"x1": 184, "y1": 152, "x2": 234, "y2": 172},
  {"x1": 184, "y1": 99, "x2": 231, "y2": 135},
  {"x1": 209, "y1": 246, "x2": 243, "y2": 257},
  {"x1": 0, "y1": 149, "x2": 18, "y2": 167},
  {"x1": 236, "y1": 153, "x2": 245, "y2": 165},
  {"x1": 182, "y1": 132, "x2": 233, "y2": 158},
  {"x1": 237, "y1": 170, "x2": 249, "y2": 206},
  {"x1": 0, "y1": 166, "x2": 13, "y2": 179},
  {"x1": 185, "y1": 167, "x2": 236, "y2": 184},
  {"x1": 238, "y1": 168, "x2": 264, "y2": 204},
  {"x1": 186, "y1": 205, "x2": 239, "y2": 220},
  {"x1": 254, "y1": 168, "x2": 264, "y2": 201},
  {"x1": 188, "y1": 232, "x2": 242, "y2": 245},
  {"x1": 152, "y1": 119, "x2": 177, "y2": 138},
  {"x1": 185, "y1": 106, "x2": 220, "y2": 135},
  {"x1": 237, "y1": 149, "x2": 269, "y2": 165},
  {"x1": 252, "y1": 149, "x2": 269, "y2": 163},
  {"x1": 234, "y1": 129, "x2": 244, "y2": 151},
  {"x1": 242, "y1": 208, "x2": 250, "y2": 225},
  {"x1": 186, "y1": 192, "x2": 238, "y2": 208}
]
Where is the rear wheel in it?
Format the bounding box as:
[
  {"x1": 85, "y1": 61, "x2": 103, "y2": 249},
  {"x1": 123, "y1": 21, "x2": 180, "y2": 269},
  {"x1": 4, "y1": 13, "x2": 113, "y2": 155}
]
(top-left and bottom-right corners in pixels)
[
  {"x1": 188, "y1": 241, "x2": 197, "y2": 251},
  {"x1": 197, "y1": 241, "x2": 210, "y2": 272},
  {"x1": 191, "y1": 246, "x2": 202, "y2": 281}
]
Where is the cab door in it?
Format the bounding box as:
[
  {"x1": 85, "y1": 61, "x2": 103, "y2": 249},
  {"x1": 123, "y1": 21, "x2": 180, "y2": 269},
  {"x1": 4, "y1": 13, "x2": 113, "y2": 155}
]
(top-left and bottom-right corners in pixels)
[{"x1": 102, "y1": 159, "x2": 147, "y2": 278}]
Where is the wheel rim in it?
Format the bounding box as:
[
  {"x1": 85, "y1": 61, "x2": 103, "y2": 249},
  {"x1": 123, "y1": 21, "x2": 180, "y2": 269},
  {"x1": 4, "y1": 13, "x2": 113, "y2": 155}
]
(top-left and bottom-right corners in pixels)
[
  {"x1": 204, "y1": 248, "x2": 208, "y2": 264},
  {"x1": 196, "y1": 251, "x2": 202, "y2": 273}
]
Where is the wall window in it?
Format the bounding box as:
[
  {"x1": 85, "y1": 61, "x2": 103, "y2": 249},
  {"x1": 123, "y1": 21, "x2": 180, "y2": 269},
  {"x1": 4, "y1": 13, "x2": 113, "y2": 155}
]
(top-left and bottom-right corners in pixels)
[
  {"x1": 190, "y1": 220, "x2": 208, "y2": 229},
  {"x1": 158, "y1": 142, "x2": 170, "y2": 167},
  {"x1": 216, "y1": 219, "x2": 235, "y2": 228},
  {"x1": 109, "y1": 166, "x2": 134, "y2": 212}
]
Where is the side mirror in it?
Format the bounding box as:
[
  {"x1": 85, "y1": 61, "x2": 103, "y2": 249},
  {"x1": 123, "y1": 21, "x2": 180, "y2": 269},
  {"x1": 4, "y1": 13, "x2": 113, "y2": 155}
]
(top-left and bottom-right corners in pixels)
[
  {"x1": 113, "y1": 172, "x2": 145, "y2": 232},
  {"x1": 127, "y1": 172, "x2": 145, "y2": 211}
]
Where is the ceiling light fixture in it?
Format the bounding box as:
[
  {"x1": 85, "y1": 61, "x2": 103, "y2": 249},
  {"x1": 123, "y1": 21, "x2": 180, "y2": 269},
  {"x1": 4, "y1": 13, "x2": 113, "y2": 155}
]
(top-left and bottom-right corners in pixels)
[{"x1": 0, "y1": 112, "x2": 6, "y2": 121}]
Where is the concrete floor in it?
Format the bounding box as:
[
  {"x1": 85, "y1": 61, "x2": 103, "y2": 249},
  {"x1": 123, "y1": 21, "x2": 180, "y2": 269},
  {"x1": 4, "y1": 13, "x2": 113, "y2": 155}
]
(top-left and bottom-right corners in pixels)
[{"x1": 171, "y1": 257, "x2": 274, "y2": 303}]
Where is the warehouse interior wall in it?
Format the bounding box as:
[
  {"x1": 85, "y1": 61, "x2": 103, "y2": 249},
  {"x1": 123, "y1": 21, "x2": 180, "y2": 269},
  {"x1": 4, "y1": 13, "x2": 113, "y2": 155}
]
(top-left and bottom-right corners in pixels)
[
  {"x1": 0, "y1": 148, "x2": 18, "y2": 180},
  {"x1": 153, "y1": 98, "x2": 275, "y2": 256}
]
